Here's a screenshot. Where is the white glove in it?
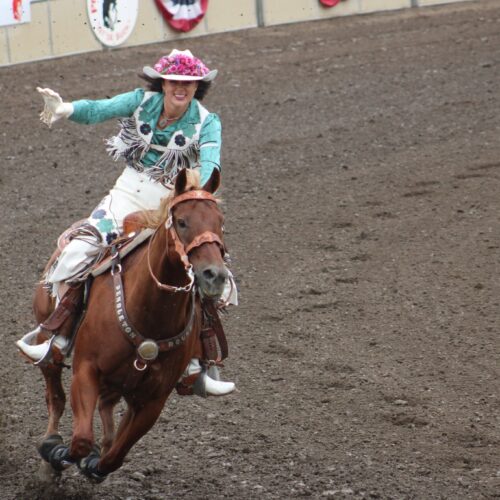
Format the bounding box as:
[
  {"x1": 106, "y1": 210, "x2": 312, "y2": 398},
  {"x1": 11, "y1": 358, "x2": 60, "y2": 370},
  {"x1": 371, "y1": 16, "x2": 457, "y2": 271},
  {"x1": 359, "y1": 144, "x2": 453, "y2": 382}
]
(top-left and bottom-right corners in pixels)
[{"x1": 37, "y1": 87, "x2": 74, "y2": 127}]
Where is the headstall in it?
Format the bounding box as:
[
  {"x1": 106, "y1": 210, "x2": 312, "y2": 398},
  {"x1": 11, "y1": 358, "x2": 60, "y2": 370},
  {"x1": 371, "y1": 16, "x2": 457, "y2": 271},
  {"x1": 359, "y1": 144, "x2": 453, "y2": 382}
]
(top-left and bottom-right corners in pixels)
[{"x1": 147, "y1": 190, "x2": 225, "y2": 293}]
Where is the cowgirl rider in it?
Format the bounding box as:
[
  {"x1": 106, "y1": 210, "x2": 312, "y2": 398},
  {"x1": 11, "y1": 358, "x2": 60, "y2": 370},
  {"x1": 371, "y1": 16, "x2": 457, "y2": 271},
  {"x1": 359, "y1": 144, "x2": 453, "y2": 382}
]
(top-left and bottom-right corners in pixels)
[{"x1": 16, "y1": 49, "x2": 236, "y2": 397}]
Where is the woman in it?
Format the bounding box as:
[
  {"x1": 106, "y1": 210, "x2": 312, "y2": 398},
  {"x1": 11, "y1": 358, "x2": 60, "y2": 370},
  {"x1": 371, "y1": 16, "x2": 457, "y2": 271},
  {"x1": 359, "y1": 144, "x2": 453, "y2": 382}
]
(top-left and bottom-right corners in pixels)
[{"x1": 16, "y1": 49, "x2": 235, "y2": 397}]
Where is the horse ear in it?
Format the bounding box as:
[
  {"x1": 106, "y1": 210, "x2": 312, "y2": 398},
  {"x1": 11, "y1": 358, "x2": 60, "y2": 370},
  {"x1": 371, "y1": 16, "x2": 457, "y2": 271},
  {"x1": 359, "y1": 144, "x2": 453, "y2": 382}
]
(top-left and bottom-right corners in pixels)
[
  {"x1": 174, "y1": 169, "x2": 188, "y2": 195},
  {"x1": 202, "y1": 168, "x2": 221, "y2": 194}
]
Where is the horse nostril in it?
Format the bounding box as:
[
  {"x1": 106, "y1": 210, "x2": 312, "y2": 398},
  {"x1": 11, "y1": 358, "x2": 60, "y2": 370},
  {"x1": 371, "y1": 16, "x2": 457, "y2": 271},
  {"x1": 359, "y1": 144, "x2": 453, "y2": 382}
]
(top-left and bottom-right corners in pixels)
[
  {"x1": 203, "y1": 268, "x2": 218, "y2": 282},
  {"x1": 199, "y1": 265, "x2": 228, "y2": 289}
]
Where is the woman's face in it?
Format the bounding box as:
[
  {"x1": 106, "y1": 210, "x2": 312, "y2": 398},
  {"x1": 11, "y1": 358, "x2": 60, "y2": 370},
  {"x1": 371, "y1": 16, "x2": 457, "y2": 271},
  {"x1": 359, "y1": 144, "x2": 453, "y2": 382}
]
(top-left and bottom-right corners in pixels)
[{"x1": 162, "y1": 79, "x2": 198, "y2": 110}]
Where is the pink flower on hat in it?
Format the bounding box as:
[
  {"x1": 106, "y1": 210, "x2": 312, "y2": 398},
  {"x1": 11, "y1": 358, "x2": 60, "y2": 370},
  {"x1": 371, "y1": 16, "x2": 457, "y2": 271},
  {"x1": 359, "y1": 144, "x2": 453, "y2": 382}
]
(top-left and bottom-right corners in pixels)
[
  {"x1": 154, "y1": 53, "x2": 209, "y2": 78},
  {"x1": 144, "y1": 49, "x2": 217, "y2": 82}
]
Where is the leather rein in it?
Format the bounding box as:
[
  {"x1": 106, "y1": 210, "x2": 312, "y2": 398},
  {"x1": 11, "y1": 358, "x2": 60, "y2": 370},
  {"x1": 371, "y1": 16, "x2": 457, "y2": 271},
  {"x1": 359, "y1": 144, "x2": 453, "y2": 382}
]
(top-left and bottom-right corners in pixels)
[{"x1": 110, "y1": 190, "x2": 225, "y2": 374}]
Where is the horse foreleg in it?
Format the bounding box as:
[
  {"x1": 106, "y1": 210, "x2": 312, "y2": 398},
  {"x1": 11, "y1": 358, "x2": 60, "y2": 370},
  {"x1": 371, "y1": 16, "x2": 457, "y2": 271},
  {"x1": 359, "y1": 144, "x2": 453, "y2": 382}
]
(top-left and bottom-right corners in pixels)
[
  {"x1": 98, "y1": 389, "x2": 121, "y2": 456},
  {"x1": 69, "y1": 360, "x2": 100, "y2": 459},
  {"x1": 91, "y1": 396, "x2": 168, "y2": 476}
]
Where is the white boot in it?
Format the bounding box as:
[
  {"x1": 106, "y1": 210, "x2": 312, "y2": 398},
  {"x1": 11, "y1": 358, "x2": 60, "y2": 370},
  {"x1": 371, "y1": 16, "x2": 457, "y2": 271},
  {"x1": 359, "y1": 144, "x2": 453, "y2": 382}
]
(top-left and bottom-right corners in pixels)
[
  {"x1": 182, "y1": 358, "x2": 235, "y2": 397},
  {"x1": 16, "y1": 327, "x2": 69, "y2": 364}
]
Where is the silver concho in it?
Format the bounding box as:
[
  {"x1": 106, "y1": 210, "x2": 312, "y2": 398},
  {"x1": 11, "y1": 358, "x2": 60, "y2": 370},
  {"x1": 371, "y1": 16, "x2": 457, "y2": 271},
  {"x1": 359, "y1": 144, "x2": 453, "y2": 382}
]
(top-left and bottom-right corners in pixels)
[{"x1": 137, "y1": 340, "x2": 159, "y2": 361}]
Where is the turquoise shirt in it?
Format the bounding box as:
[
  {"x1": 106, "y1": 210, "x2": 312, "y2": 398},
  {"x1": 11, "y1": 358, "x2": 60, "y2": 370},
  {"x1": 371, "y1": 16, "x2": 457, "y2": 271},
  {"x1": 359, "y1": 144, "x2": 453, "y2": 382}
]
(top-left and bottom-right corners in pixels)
[{"x1": 70, "y1": 88, "x2": 221, "y2": 185}]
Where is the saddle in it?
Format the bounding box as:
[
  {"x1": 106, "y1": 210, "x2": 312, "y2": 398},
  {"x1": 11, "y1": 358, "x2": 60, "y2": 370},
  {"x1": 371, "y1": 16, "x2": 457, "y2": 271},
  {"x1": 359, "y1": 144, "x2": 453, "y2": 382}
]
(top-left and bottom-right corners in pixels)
[{"x1": 57, "y1": 213, "x2": 155, "y2": 279}]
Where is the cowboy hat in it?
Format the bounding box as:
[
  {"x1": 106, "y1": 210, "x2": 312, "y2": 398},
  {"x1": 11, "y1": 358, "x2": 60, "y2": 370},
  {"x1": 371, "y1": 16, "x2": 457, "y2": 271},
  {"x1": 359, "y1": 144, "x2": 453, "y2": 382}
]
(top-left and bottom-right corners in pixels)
[{"x1": 143, "y1": 49, "x2": 217, "y2": 82}]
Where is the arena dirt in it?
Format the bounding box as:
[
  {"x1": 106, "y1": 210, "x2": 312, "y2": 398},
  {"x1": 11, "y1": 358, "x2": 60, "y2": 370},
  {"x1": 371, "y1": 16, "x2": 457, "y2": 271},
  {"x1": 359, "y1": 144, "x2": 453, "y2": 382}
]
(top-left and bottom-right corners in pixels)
[{"x1": 0, "y1": 1, "x2": 499, "y2": 498}]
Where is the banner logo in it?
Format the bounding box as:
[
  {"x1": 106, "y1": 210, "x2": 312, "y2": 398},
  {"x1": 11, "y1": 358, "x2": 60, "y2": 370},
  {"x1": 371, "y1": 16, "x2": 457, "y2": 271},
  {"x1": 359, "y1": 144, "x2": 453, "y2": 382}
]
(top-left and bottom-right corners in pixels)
[
  {"x1": 12, "y1": 0, "x2": 22, "y2": 21},
  {"x1": 87, "y1": 0, "x2": 138, "y2": 47},
  {"x1": 0, "y1": 0, "x2": 30, "y2": 26}
]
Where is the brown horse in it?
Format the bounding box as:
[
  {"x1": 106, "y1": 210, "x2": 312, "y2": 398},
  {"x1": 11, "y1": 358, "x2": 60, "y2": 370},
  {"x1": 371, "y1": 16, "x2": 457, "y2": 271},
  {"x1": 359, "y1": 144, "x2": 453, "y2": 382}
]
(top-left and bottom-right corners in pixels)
[{"x1": 31, "y1": 168, "x2": 227, "y2": 481}]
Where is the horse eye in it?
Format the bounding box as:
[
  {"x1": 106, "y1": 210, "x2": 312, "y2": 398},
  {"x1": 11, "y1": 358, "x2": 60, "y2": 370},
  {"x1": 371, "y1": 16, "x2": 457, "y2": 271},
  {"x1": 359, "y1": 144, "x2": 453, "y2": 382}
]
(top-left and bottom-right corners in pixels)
[{"x1": 177, "y1": 219, "x2": 187, "y2": 229}]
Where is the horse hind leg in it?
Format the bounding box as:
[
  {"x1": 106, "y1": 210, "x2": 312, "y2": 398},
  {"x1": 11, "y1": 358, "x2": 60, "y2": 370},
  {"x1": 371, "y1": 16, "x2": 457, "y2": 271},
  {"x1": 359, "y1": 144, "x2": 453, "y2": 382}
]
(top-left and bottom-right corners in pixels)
[
  {"x1": 36, "y1": 362, "x2": 77, "y2": 474},
  {"x1": 40, "y1": 362, "x2": 66, "y2": 437},
  {"x1": 33, "y1": 280, "x2": 70, "y2": 440}
]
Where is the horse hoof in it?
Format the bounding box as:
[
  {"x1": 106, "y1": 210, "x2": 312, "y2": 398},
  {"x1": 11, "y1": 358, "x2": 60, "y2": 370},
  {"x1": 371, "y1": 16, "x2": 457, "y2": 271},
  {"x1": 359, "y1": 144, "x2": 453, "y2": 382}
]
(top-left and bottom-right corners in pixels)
[
  {"x1": 37, "y1": 434, "x2": 75, "y2": 471},
  {"x1": 37, "y1": 434, "x2": 63, "y2": 462},
  {"x1": 77, "y1": 448, "x2": 108, "y2": 483}
]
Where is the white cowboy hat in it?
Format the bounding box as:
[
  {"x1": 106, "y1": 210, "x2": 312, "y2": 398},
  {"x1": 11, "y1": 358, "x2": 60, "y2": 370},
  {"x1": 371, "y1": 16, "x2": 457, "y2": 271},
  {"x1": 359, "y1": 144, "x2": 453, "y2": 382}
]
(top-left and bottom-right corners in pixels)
[{"x1": 143, "y1": 49, "x2": 218, "y2": 82}]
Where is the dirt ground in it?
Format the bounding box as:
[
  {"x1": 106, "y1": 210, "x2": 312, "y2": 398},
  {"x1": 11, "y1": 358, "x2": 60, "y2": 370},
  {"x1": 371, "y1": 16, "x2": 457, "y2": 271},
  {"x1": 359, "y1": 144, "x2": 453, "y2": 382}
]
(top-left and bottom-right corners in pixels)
[{"x1": 1, "y1": 0, "x2": 499, "y2": 498}]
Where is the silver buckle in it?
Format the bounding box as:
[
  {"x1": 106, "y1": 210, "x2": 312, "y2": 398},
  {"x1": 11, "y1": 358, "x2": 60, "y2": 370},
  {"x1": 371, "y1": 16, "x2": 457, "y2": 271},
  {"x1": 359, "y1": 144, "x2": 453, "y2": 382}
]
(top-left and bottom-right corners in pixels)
[{"x1": 137, "y1": 339, "x2": 159, "y2": 361}]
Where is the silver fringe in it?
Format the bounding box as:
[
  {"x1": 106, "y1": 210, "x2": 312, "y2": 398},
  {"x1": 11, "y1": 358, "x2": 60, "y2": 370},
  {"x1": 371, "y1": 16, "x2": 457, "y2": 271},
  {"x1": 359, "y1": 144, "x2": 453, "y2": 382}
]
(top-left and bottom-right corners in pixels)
[
  {"x1": 106, "y1": 118, "x2": 200, "y2": 184},
  {"x1": 106, "y1": 117, "x2": 148, "y2": 164}
]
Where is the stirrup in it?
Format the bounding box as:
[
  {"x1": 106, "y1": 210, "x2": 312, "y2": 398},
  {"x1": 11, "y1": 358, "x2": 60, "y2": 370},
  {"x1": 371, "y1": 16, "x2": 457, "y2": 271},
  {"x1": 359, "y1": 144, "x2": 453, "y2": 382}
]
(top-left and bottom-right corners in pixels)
[{"x1": 15, "y1": 327, "x2": 68, "y2": 365}]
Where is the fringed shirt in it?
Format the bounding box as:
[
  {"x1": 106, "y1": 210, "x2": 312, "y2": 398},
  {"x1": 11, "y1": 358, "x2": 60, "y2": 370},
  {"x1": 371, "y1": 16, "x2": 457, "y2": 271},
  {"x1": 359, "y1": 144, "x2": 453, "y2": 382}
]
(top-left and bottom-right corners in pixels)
[{"x1": 70, "y1": 88, "x2": 221, "y2": 186}]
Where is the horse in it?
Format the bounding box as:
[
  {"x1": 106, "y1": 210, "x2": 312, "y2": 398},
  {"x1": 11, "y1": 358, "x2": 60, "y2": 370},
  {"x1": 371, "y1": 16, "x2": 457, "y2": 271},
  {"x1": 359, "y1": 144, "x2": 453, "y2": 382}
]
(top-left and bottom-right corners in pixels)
[{"x1": 29, "y1": 168, "x2": 227, "y2": 481}]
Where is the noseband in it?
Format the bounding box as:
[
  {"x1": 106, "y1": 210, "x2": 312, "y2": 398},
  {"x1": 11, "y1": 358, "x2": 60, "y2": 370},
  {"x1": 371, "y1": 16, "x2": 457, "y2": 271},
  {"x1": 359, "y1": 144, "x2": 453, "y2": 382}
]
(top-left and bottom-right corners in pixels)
[{"x1": 147, "y1": 190, "x2": 225, "y2": 293}]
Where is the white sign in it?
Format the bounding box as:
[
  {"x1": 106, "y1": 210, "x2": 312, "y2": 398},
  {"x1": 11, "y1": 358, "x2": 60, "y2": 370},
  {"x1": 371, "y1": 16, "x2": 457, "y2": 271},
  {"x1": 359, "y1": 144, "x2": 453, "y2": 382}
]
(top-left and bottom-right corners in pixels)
[
  {"x1": 0, "y1": 0, "x2": 31, "y2": 27},
  {"x1": 87, "y1": 0, "x2": 138, "y2": 47}
]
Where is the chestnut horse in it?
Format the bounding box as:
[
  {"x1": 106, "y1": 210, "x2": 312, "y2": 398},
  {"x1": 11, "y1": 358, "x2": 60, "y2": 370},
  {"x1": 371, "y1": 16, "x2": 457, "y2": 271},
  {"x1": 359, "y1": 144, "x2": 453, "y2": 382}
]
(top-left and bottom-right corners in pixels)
[{"x1": 32, "y1": 168, "x2": 227, "y2": 481}]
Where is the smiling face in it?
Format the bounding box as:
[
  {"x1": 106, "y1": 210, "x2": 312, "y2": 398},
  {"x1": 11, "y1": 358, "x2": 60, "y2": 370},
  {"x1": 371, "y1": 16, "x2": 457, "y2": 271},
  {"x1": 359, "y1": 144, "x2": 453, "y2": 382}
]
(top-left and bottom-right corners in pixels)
[{"x1": 161, "y1": 79, "x2": 199, "y2": 117}]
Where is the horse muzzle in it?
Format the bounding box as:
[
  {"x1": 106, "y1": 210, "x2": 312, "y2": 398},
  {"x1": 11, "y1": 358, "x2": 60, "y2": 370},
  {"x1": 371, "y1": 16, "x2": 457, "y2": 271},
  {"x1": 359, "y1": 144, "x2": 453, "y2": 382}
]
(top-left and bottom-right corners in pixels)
[
  {"x1": 195, "y1": 263, "x2": 228, "y2": 299},
  {"x1": 186, "y1": 230, "x2": 227, "y2": 299}
]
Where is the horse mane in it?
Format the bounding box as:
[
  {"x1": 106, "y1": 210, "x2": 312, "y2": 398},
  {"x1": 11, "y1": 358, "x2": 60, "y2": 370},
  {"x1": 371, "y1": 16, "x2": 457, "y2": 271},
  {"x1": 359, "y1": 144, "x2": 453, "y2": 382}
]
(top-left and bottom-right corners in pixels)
[{"x1": 142, "y1": 170, "x2": 219, "y2": 229}]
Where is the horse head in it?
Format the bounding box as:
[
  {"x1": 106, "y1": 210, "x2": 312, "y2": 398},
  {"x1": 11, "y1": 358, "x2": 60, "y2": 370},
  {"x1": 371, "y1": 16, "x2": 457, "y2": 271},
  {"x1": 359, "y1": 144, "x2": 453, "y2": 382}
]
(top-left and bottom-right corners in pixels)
[{"x1": 169, "y1": 168, "x2": 228, "y2": 300}]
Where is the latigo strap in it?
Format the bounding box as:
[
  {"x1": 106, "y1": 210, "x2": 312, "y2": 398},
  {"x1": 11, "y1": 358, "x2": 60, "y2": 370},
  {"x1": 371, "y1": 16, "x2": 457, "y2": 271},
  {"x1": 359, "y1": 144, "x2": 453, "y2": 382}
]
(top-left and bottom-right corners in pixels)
[{"x1": 201, "y1": 300, "x2": 228, "y2": 363}]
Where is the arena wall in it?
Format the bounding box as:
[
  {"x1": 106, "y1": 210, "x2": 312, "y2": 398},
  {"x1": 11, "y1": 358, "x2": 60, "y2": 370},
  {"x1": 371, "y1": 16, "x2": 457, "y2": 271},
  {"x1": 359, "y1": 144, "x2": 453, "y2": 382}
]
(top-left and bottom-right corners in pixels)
[{"x1": 0, "y1": 0, "x2": 473, "y2": 67}]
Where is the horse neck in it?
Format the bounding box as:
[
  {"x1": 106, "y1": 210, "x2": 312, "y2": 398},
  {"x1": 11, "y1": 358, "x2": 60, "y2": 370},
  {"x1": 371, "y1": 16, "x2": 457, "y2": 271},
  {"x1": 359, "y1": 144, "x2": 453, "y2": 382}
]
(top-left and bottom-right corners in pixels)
[{"x1": 126, "y1": 226, "x2": 193, "y2": 339}]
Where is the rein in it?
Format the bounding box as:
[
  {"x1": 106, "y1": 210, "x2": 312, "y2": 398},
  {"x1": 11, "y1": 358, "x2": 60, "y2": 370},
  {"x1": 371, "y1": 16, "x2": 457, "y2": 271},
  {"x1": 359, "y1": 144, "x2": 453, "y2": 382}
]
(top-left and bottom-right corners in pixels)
[{"x1": 112, "y1": 189, "x2": 225, "y2": 377}]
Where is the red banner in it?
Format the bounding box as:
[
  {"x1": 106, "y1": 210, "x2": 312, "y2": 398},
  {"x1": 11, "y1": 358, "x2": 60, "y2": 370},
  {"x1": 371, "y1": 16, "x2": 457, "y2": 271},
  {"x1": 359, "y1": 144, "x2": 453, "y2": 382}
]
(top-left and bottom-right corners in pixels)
[
  {"x1": 155, "y1": 0, "x2": 208, "y2": 33},
  {"x1": 320, "y1": 0, "x2": 341, "y2": 7}
]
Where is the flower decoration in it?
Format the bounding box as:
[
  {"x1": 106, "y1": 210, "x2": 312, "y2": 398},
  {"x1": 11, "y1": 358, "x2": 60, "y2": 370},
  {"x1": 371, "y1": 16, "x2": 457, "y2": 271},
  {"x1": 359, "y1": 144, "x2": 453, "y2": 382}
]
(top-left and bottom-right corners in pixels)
[
  {"x1": 140, "y1": 123, "x2": 152, "y2": 135},
  {"x1": 174, "y1": 134, "x2": 186, "y2": 147},
  {"x1": 91, "y1": 209, "x2": 107, "y2": 220},
  {"x1": 96, "y1": 218, "x2": 115, "y2": 235},
  {"x1": 106, "y1": 232, "x2": 119, "y2": 245},
  {"x1": 153, "y1": 54, "x2": 210, "y2": 78}
]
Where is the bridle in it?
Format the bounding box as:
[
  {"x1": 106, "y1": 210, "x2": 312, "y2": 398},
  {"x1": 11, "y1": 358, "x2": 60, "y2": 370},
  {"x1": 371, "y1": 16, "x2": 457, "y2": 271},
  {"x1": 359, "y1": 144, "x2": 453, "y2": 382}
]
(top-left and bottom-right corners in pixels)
[{"x1": 147, "y1": 189, "x2": 225, "y2": 293}]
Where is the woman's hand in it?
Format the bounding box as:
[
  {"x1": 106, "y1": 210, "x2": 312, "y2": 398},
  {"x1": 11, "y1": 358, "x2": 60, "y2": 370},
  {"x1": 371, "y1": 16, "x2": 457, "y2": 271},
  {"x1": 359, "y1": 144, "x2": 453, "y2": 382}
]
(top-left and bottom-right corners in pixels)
[{"x1": 37, "y1": 87, "x2": 74, "y2": 127}]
